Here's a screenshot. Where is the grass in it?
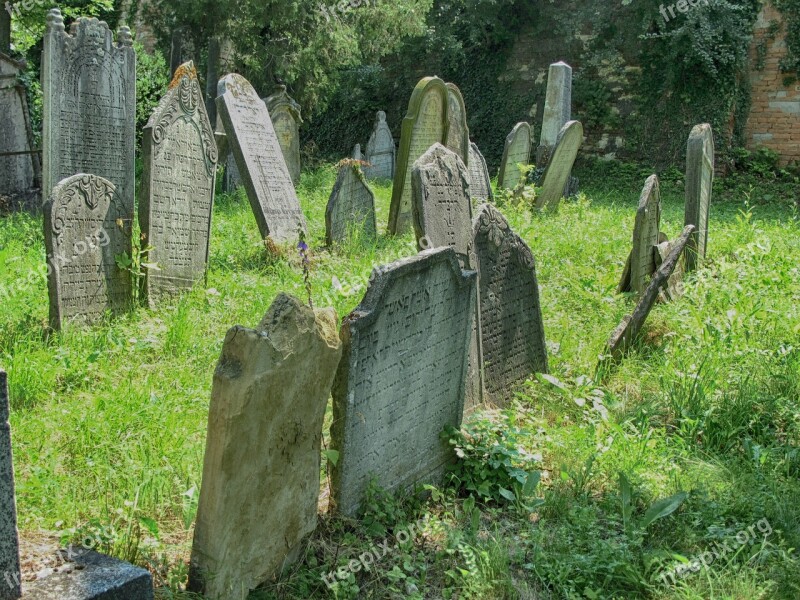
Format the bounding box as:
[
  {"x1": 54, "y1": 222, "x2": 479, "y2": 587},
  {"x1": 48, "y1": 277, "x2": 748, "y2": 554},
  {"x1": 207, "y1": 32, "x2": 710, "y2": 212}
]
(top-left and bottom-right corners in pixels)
[{"x1": 0, "y1": 160, "x2": 798, "y2": 599}]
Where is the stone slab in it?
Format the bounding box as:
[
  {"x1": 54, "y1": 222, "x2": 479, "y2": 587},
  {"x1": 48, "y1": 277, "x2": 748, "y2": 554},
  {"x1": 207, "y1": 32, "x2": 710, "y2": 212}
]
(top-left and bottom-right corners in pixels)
[
  {"x1": 445, "y1": 82, "x2": 469, "y2": 166},
  {"x1": 684, "y1": 123, "x2": 714, "y2": 272},
  {"x1": 536, "y1": 61, "x2": 572, "y2": 165},
  {"x1": 498, "y1": 122, "x2": 531, "y2": 190},
  {"x1": 364, "y1": 110, "x2": 395, "y2": 180},
  {"x1": 535, "y1": 120, "x2": 583, "y2": 210},
  {"x1": 467, "y1": 142, "x2": 492, "y2": 202},
  {"x1": 326, "y1": 162, "x2": 377, "y2": 246},
  {"x1": 264, "y1": 85, "x2": 302, "y2": 186},
  {"x1": 352, "y1": 143, "x2": 362, "y2": 160},
  {"x1": 0, "y1": 370, "x2": 20, "y2": 600},
  {"x1": 618, "y1": 175, "x2": 661, "y2": 295},
  {"x1": 0, "y1": 53, "x2": 37, "y2": 200}
]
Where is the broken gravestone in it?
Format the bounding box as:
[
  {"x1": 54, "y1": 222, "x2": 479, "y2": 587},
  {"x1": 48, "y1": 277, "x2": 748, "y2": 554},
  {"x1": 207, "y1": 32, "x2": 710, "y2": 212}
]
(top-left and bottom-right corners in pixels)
[
  {"x1": 684, "y1": 123, "x2": 714, "y2": 273},
  {"x1": 467, "y1": 142, "x2": 492, "y2": 203},
  {"x1": 264, "y1": 85, "x2": 302, "y2": 186},
  {"x1": 0, "y1": 369, "x2": 20, "y2": 600},
  {"x1": 535, "y1": 120, "x2": 583, "y2": 211},
  {"x1": 0, "y1": 52, "x2": 38, "y2": 206},
  {"x1": 497, "y1": 122, "x2": 532, "y2": 190},
  {"x1": 364, "y1": 111, "x2": 395, "y2": 180},
  {"x1": 325, "y1": 162, "x2": 377, "y2": 246},
  {"x1": 618, "y1": 175, "x2": 662, "y2": 295},
  {"x1": 536, "y1": 61, "x2": 572, "y2": 165},
  {"x1": 445, "y1": 82, "x2": 469, "y2": 166}
]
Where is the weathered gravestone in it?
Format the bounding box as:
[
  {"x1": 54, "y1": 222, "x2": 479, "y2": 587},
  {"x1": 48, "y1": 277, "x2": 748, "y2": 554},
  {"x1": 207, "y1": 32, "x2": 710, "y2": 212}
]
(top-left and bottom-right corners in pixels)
[
  {"x1": 389, "y1": 77, "x2": 449, "y2": 235},
  {"x1": 497, "y1": 122, "x2": 532, "y2": 190},
  {"x1": 472, "y1": 204, "x2": 548, "y2": 405},
  {"x1": 364, "y1": 110, "x2": 395, "y2": 180},
  {"x1": 140, "y1": 62, "x2": 217, "y2": 305},
  {"x1": 535, "y1": 120, "x2": 583, "y2": 211},
  {"x1": 326, "y1": 162, "x2": 377, "y2": 246},
  {"x1": 42, "y1": 10, "x2": 135, "y2": 214},
  {"x1": 468, "y1": 142, "x2": 493, "y2": 203},
  {"x1": 189, "y1": 294, "x2": 342, "y2": 600},
  {"x1": 0, "y1": 370, "x2": 21, "y2": 600},
  {"x1": 537, "y1": 61, "x2": 572, "y2": 165},
  {"x1": 352, "y1": 143, "x2": 362, "y2": 160},
  {"x1": 331, "y1": 248, "x2": 476, "y2": 516},
  {"x1": 44, "y1": 174, "x2": 132, "y2": 330},
  {"x1": 445, "y1": 83, "x2": 469, "y2": 165},
  {"x1": 216, "y1": 74, "x2": 307, "y2": 242},
  {"x1": 264, "y1": 85, "x2": 302, "y2": 186},
  {"x1": 684, "y1": 123, "x2": 714, "y2": 273},
  {"x1": 618, "y1": 175, "x2": 662, "y2": 295},
  {"x1": 0, "y1": 53, "x2": 38, "y2": 204}
]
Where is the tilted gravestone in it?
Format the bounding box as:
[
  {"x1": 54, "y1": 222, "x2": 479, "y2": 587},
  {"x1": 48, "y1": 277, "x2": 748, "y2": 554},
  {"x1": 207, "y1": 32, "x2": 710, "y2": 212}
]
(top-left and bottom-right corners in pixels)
[
  {"x1": 189, "y1": 294, "x2": 342, "y2": 600},
  {"x1": 216, "y1": 74, "x2": 307, "y2": 242},
  {"x1": 684, "y1": 123, "x2": 714, "y2": 273},
  {"x1": 140, "y1": 62, "x2": 218, "y2": 306},
  {"x1": 44, "y1": 174, "x2": 132, "y2": 330},
  {"x1": 389, "y1": 77, "x2": 449, "y2": 235},
  {"x1": 618, "y1": 175, "x2": 662, "y2": 295},
  {"x1": 42, "y1": 9, "x2": 135, "y2": 214},
  {"x1": 535, "y1": 120, "x2": 583, "y2": 211},
  {"x1": 0, "y1": 370, "x2": 21, "y2": 600},
  {"x1": 325, "y1": 162, "x2": 377, "y2": 246},
  {"x1": 0, "y1": 53, "x2": 38, "y2": 203},
  {"x1": 364, "y1": 110, "x2": 395, "y2": 180},
  {"x1": 472, "y1": 204, "x2": 548, "y2": 405},
  {"x1": 331, "y1": 248, "x2": 476, "y2": 516},
  {"x1": 445, "y1": 82, "x2": 469, "y2": 166},
  {"x1": 264, "y1": 85, "x2": 302, "y2": 186},
  {"x1": 537, "y1": 61, "x2": 572, "y2": 165},
  {"x1": 497, "y1": 122, "x2": 532, "y2": 190},
  {"x1": 468, "y1": 142, "x2": 493, "y2": 203}
]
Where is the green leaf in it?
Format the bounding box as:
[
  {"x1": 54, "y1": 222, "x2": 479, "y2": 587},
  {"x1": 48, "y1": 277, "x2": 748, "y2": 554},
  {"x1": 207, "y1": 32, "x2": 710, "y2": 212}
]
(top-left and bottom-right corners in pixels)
[
  {"x1": 323, "y1": 449, "x2": 339, "y2": 467},
  {"x1": 522, "y1": 471, "x2": 541, "y2": 497},
  {"x1": 639, "y1": 492, "x2": 688, "y2": 531},
  {"x1": 537, "y1": 372, "x2": 570, "y2": 393},
  {"x1": 619, "y1": 472, "x2": 633, "y2": 533},
  {"x1": 138, "y1": 516, "x2": 159, "y2": 537},
  {"x1": 498, "y1": 487, "x2": 516, "y2": 502}
]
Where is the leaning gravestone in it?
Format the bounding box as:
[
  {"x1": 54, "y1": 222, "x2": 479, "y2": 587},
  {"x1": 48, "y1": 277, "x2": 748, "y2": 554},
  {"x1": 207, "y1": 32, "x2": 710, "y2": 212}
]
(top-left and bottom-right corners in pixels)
[
  {"x1": 44, "y1": 174, "x2": 132, "y2": 330},
  {"x1": 189, "y1": 294, "x2": 342, "y2": 600},
  {"x1": 264, "y1": 85, "x2": 302, "y2": 186},
  {"x1": 535, "y1": 120, "x2": 583, "y2": 210},
  {"x1": 0, "y1": 370, "x2": 21, "y2": 600},
  {"x1": 0, "y1": 53, "x2": 38, "y2": 204},
  {"x1": 389, "y1": 77, "x2": 449, "y2": 235},
  {"x1": 684, "y1": 123, "x2": 714, "y2": 273},
  {"x1": 331, "y1": 248, "x2": 476, "y2": 516},
  {"x1": 364, "y1": 110, "x2": 395, "y2": 180},
  {"x1": 468, "y1": 142, "x2": 493, "y2": 203},
  {"x1": 536, "y1": 61, "x2": 572, "y2": 165},
  {"x1": 140, "y1": 62, "x2": 218, "y2": 306},
  {"x1": 618, "y1": 175, "x2": 662, "y2": 295},
  {"x1": 445, "y1": 83, "x2": 469, "y2": 165},
  {"x1": 216, "y1": 74, "x2": 307, "y2": 242},
  {"x1": 473, "y1": 204, "x2": 548, "y2": 405},
  {"x1": 42, "y1": 9, "x2": 135, "y2": 214},
  {"x1": 325, "y1": 162, "x2": 377, "y2": 246},
  {"x1": 497, "y1": 122, "x2": 532, "y2": 190}
]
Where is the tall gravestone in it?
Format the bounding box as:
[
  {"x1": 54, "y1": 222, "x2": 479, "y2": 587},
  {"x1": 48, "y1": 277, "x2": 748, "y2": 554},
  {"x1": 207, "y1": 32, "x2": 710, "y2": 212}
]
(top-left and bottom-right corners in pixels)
[
  {"x1": 42, "y1": 10, "x2": 135, "y2": 214},
  {"x1": 0, "y1": 370, "x2": 21, "y2": 600},
  {"x1": 537, "y1": 61, "x2": 572, "y2": 165},
  {"x1": 445, "y1": 83, "x2": 469, "y2": 166},
  {"x1": 535, "y1": 120, "x2": 583, "y2": 210},
  {"x1": 497, "y1": 122, "x2": 532, "y2": 190},
  {"x1": 216, "y1": 74, "x2": 306, "y2": 242},
  {"x1": 618, "y1": 175, "x2": 662, "y2": 295},
  {"x1": 44, "y1": 174, "x2": 132, "y2": 329},
  {"x1": 468, "y1": 142, "x2": 493, "y2": 203},
  {"x1": 684, "y1": 123, "x2": 714, "y2": 273},
  {"x1": 189, "y1": 295, "x2": 342, "y2": 600},
  {"x1": 352, "y1": 143, "x2": 362, "y2": 160},
  {"x1": 264, "y1": 85, "x2": 302, "y2": 186},
  {"x1": 331, "y1": 248, "x2": 476, "y2": 516},
  {"x1": 0, "y1": 53, "x2": 38, "y2": 203},
  {"x1": 389, "y1": 77, "x2": 449, "y2": 235},
  {"x1": 325, "y1": 162, "x2": 377, "y2": 246},
  {"x1": 473, "y1": 204, "x2": 548, "y2": 405},
  {"x1": 140, "y1": 62, "x2": 217, "y2": 305},
  {"x1": 364, "y1": 110, "x2": 395, "y2": 180}
]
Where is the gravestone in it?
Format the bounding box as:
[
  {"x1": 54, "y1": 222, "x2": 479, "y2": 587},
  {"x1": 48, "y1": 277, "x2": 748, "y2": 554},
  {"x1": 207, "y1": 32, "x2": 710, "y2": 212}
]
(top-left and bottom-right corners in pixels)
[
  {"x1": 140, "y1": 62, "x2": 218, "y2": 306},
  {"x1": 618, "y1": 175, "x2": 662, "y2": 295},
  {"x1": 497, "y1": 122, "x2": 532, "y2": 190},
  {"x1": 472, "y1": 204, "x2": 548, "y2": 405},
  {"x1": 264, "y1": 85, "x2": 302, "y2": 185},
  {"x1": 684, "y1": 123, "x2": 714, "y2": 272},
  {"x1": 224, "y1": 153, "x2": 242, "y2": 192},
  {"x1": 468, "y1": 142, "x2": 493, "y2": 203},
  {"x1": 325, "y1": 162, "x2": 377, "y2": 246},
  {"x1": 536, "y1": 61, "x2": 572, "y2": 165},
  {"x1": 331, "y1": 248, "x2": 476, "y2": 516},
  {"x1": 0, "y1": 53, "x2": 38, "y2": 204},
  {"x1": 445, "y1": 83, "x2": 469, "y2": 165},
  {"x1": 364, "y1": 111, "x2": 395, "y2": 180},
  {"x1": 0, "y1": 370, "x2": 21, "y2": 600},
  {"x1": 42, "y1": 10, "x2": 135, "y2": 214},
  {"x1": 352, "y1": 143, "x2": 362, "y2": 160},
  {"x1": 389, "y1": 77, "x2": 449, "y2": 235},
  {"x1": 189, "y1": 294, "x2": 341, "y2": 600},
  {"x1": 43, "y1": 174, "x2": 132, "y2": 330},
  {"x1": 216, "y1": 74, "x2": 306, "y2": 242},
  {"x1": 535, "y1": 120, "x2": 583, "y2": 210}
]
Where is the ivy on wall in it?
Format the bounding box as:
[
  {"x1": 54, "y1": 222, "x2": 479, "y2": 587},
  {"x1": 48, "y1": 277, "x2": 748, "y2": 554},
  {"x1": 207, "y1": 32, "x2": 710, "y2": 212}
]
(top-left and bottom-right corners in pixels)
[{"x1": 774, "y1": 0, "x2": 800, "y2": 83}]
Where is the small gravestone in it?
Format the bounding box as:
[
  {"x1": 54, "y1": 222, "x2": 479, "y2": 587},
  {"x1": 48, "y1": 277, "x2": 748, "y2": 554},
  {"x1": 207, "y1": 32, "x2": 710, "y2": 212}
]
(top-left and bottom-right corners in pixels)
[
  {"x1": 331, "y1": 248, "x2": 476, "y2": 516},
  {"x1": 473, "y1": 204, "x2": 548, "y2": 405},
  {"x1": 498, "y1": 122, "x2": 532, "y2": 190},
  {"x1": 0, "y1": 370, "x2": 21, "y2": 600},
  {"x1": 467, "y1": 142, "x2": 493, "y2": 203},
  {"x1": 352, "y1": 143, "x2": 362, "y2": 160},
  {"x1": 325, "y1": 162, "x2": 377, "y2": 246},
  {"x1": 684, "y1": 123, "x2": 714, "y2": 272},
  {"x1": 264, "y1": 85, "x2": 302, "y2": 186},
  {"x1": 389, "y1": 77, "x2": 449, "y2": 234},
  {"x1": 536, "y1": 61, "x2": 572, "y2": 165},
  {"x1": 535, "y1": 120, "x2": 583, "y2": 210},
  {"x1": 189, "y1": 294, "x2": 342, "y2": 600},
  {"x1": 44, "y1": 174, "x2": 132, "y2": 330},
  {"x1": 365, "y1": 111, "x2": 395, "y2": 180},
  {"x1": 140, "y1": 62, "x2": 218, "y2": 306},
  {"x1": 445, "y1": 83, "x2": 469, "y2": 165},
  {"x1": 216, "y1": 74, "x2": 306, "y2": 242},
  {"x1": 42, "y1": 10, "x2": 135, "y2": 214},
  {"x1": 618, "y1": 175, "x2": 662, "y2": 295},
  {"x1": 0, "y1": 53, "x2": 38, "y2": 204}
]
